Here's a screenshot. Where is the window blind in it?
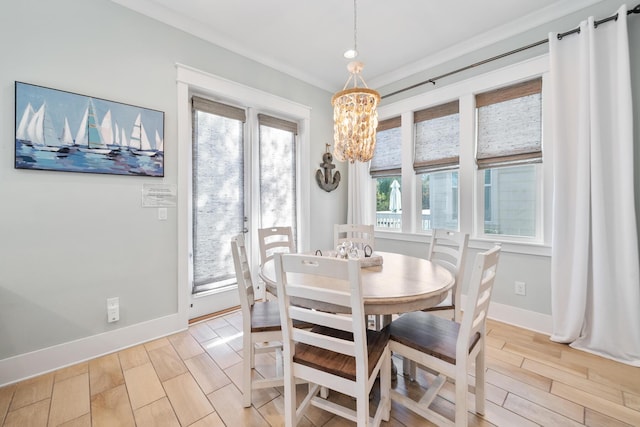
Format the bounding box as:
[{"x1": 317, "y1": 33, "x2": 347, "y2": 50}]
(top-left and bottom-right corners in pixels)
[
  {"x1": 192, "y1": 96, "x2": 246, "y2": 122},
  {"x1": 413, "y1": 101, "x2": 459, "y2": 174},
  {"x1": 191, "y1": 97, "x2": 245, "y2": 291},
  {"x1": 258, "y1": 114, "x2": 297, "y2": 241},
  {"x1": 476, "y1": 78, "x2": 542, "y2": 169},
  {"x1": 370, "y1": 117, "x2": 401, "y2": 177},
  {"x1": 258, "y1": 113, "x2": 298, "y2": 134}
]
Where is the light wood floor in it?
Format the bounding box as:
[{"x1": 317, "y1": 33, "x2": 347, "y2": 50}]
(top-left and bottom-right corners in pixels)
[{"x1": 1, "y1": 310, "x2": 639, "y2": 426}]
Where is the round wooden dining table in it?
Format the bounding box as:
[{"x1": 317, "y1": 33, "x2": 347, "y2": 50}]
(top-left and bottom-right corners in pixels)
[{"x1": 259, "y1": 251, "x2": 454, "y2": 321}]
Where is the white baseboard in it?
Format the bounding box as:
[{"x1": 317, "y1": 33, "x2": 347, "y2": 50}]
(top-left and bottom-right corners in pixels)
[
  {"x1": 463, "y1": 295, "x2": 553, "y2": 336},
  {"x1": 0, "y1": 314, "x2": 185, "y2": 387},
  {"x1": 1, "y1": 301, "x2": 553, "y2": 387}
]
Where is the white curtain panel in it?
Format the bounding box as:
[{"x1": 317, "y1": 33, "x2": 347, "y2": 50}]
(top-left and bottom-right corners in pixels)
[
  {"x1": 549, "y1": 4, "x2": 640, "y2": 366},
  {"x1": 347, "y1": 161, "x2": 374, "y2": 226}
]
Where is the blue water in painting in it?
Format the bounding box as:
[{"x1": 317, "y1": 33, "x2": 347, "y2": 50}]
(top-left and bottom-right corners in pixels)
[{"x1": 15, "y1": 140, "x2": 164, "y2": 177}]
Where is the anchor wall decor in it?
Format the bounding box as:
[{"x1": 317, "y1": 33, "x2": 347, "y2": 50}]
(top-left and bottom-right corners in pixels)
[{"x1": 316, "y1": 144, "x2": 340, "y2": 192}]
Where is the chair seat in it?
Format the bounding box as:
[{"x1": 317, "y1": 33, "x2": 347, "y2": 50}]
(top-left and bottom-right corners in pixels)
[
  {"x1": 293, "y1": 326, "x2": 390, "y2": 381},
  {"x1": 250, "y1": 301, "x2": 282, "y2": 332},
  {"x1": 250, "y1": 300, "x2": 311, "y2": 332},
  {"x1": 390, "y1": 312, "x2": 479, "y2": 365}
]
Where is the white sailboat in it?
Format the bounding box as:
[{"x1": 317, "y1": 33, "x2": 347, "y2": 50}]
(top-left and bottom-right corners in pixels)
[
  {"x1": 130, "y1": 113, "x2": 157, "y2": 156},
  {"x1": 75, "y1": 107, "x2": 88, "y2": 146},
  {"x1": 60, "y1": 117, "x2": 74, "y2": 146},
  {"x1": 155, "y1": 130, "x2": 164, "y2": 153},
  {"x1": 16, "y1": 102, "x2": 35, "y2": 144},
  {"x1": 114, "y1": 122, "x2": 121, "y2": 148},
  {"x1": 100, "y1": 110, "x2": 114, "y2": 146},
  {"x1": 120, "y1": 127, "x2": 129, "y2": 149},
  {"x1": 27, "y1": 103, "x2": 67, "y2": 152},
  {"x1": 77, "y1": 99, "x2": 112, "y2": 155}
]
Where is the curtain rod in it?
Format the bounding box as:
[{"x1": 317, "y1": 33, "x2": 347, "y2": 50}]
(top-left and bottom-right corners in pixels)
[{"x1": 381, "y1": 4, "x2": 640, "y2": 100}]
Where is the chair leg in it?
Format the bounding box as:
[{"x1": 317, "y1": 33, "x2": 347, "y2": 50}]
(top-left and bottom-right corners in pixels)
[
  {"x1": 356, "y1": 383, "x2": 370, "y2": 427},
  {"x1": 475, "y1": 345, "x2": 486, "y2": 415},
  {"x1": 320, "y1": 386, "x2": 329, "y2": 399},
  {"x1": 454, "y1": 362, "x2": 468, "y2": 427},
  {"x1": 402, "y1": 358, "x2": 417, "y2": 381},
  {"x1": 242, "y1": 336, "x2": 252, "y2": 408},
  {"x1": 380, "y1": 349, "x2": 391, "y2": 422},
  {"x1": 283, "y1": 363, "x2": 297, "y2": 427},
  {"x1": 250, "y1": 339, "x2": 256, "y2": 369}
]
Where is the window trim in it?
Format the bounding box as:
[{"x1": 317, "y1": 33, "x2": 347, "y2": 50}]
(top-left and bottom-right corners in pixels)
[{"x1": 375, "y1": 55, "x2": 551, "y2": 253}]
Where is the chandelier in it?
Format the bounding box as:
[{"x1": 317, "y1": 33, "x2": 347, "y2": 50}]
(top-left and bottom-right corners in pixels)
[{"x1": 331, "y1": 0, "x2": 380, "y2": 163}]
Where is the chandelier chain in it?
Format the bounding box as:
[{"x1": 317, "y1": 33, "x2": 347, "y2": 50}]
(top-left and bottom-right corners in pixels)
[
  {"x1": 332, "y1": 0, "x2": 380, "y2": 163},
  {"x1": 353, "y1": 0, "x2": 358, "y2": 54}
]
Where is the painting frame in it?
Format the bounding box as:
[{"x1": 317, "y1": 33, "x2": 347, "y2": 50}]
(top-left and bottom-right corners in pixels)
[{"x1": 15, "y1": 81, "x2": 165, "y2": 177}]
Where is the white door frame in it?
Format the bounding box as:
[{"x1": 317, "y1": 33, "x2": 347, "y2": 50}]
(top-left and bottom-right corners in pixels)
[{"x1": 176, "y1": 64, "x2": 311, "y2": 323}]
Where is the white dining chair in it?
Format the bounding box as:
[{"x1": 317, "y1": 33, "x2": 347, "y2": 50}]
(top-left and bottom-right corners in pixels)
[
  {"x1": 423, "y1": 229, "x2": 469, "y2": 322},
  {"x1": 230, "y1": 234, "x2": 286, "y2": 408},
  {"x1": 403, "y1": 228, "x2": 469, "y2": 379},
  {"x1": 334, "y1": 223, "x2": 380, "y2": 329},
  {"x1": 274, "y1": 253, "x2": 391, "y2": 427},
  {"x1": 389, "y1": 245, "x2": 501, "y2": 427},
  {"x1": 258, "y1": 226, "x2": 296, "y2": 298},
  {"x1": 333, "y1": 223, "x2": 375, "y2": 250},
  {"x1": 258, "y1": 226, "x2": 296, "y2": 265}
]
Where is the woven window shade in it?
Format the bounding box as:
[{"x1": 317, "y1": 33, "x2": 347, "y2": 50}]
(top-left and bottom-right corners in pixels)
[
  {"x1": 191, "y1": 97, "x2": 245, "y2": 289},
  {"x1": 476, "y1": 78, "x2": 542, "y2": 169},
  {"x1": 370, "y1": 117, "x2": 401, "y2": 177},
  {"x1": 192, "y1": 96, "x2": 246, "y2": 122},
  {"x1": 258, "y1": 117, "x2": 297, "y2": 240},
  {"x1": 413, "y1": 101, "x2": 459, "y2": 174},
  {"x1": 258, "y1": 113, "x2": 298, "y2": 134}
]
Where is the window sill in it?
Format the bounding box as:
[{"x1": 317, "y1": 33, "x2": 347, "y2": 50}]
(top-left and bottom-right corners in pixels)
[{"x1": 375, "y1": 230, "x2": 551, "y2": 257}]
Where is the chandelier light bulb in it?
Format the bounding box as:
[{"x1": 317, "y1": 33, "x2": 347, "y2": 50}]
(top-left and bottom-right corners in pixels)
[{"x1": 343, "y1": 48, "x2": 358, "y2": 59}]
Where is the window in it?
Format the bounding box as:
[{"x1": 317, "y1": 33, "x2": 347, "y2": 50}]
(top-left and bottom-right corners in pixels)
[
  {"x1": 371, "y1": 117, "x2": 402, "y2": 230},
  {"x1": 192, "y1": 97, "x2": 246, "y2": 294},
  {"x1": 372, "y1": 56, "x2": 548, "y2": 247},
  {"x1": 475, "y1": 78, "x2": 542, "y2": 238},
  {"x1": 258, "y1": 114, "x2": 298, "y2": 239},
  {"x1": 414, "y1": 101, "x2": 460, "y2": 231}
]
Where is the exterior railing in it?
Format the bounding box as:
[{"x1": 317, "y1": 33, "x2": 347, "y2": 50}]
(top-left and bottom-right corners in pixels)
[{"x1": 376, "y1": 211, "x2": 432, "y2": 230}]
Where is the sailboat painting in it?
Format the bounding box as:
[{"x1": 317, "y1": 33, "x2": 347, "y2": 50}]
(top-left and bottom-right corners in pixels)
[{"x1": 15, "y1": 81, "x2": 164, "y2": 177}]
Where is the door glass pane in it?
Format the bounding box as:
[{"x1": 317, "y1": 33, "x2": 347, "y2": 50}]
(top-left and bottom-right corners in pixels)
[
  {"x1": 259, "y1": 125, "x2": 297, "y2": 239},
  {"x1": 375, "y1": 176, "x2": 402, "y2": 230},
  {"x1": 419, "y1": 170, "x2": 459, "y2": 231},
  {"x1": 192, "y1": 110, "x2": 244, "y2": 293}
]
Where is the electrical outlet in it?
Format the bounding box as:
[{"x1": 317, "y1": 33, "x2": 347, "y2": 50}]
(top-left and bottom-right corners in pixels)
[
  {"x1": 107, "y1": 297, "x2": 119, "y2": 323},
  {"x1": 514, "y1": 281, "x2": 526, "y2": 296}
]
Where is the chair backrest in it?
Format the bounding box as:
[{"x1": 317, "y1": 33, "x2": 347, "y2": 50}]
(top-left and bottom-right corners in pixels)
[
  {"x1": 258, "y1": 226, "x2": 296, "y2": 266},
  {"x1": 230, "y1": 234, "x2": 255, "y2": 315},
  {"x1": 274, "y1": 253, "x2": 369, "y2": 381},
  {"x1": 333, "y1": 224, "x2": 375, "y2": 250},
  {"x1": 427, "y1": 229, "x2": 469, "y2": 318},
  {"x1": 457, "y1": 245, "x2": 500, "y2": 356}
]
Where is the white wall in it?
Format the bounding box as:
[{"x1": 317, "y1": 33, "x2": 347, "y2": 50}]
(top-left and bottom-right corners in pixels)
[{"x1": 0, "y1": 0, "x2": 338, "y2": 384}]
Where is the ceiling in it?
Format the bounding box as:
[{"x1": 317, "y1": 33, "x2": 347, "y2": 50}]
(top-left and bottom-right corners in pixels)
[{"x1": 112, "y1": 0, "x2": 601, "y2": 92}]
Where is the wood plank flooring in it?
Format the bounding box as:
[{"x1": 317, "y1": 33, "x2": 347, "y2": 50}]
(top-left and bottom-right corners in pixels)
[{"x1": 1, "y1": 311, "x2": 639, "y2": 426}]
